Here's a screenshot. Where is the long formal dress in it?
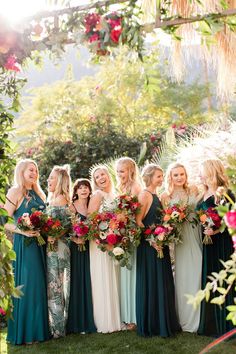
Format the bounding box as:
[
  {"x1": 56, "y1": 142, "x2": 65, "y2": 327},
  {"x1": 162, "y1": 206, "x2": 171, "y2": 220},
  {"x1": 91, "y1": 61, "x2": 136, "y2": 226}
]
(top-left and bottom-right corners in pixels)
[
  {"x1": 67, "y1": 212, "x2": 96, "y2": 334},
  {"x1": 7, "y1": 190, "x2": 50, "y2": 345},
  {"x1": 197, "y1": 193, "x2": 235, "y2": 337},
  {"x1": 136, "y1": 192, "x2": 181, "y2": 337},
  {"x1": 120, "y1": 250, "x2": 136, "y2": 324},
  {"x1": 47, "y1": 206, "x2": 71, "y2": 338},
  {"x1": 89, "y1": 191, "x2": 121, "y2": 333},
  {"x1": 171, "y1": 195, "x2": 202, "y2": 332}
]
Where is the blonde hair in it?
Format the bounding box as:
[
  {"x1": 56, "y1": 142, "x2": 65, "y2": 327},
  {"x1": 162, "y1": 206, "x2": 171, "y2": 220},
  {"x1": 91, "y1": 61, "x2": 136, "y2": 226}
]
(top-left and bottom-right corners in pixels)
[
  {"x1": 141, "y1": 163, "x2": 163, "y2": 187},
  {"x1": 13, "y1": 159, "x2": 46, "y2": 202},
  {"x1": 48, "y1": 164, "x2": 72, "y2": 204},
  {"x1": 201, "y1": 159, "x2": 229, "y2": 191},
  {"x1": 165, "y1": 162, "x2": 189, "y2": 196},
  {"x1": 90, "y1": 165, "x2": 114, "y2": 192},
  {"x1": 116, "y1": 157, "x2": 141, "y2": 193}
]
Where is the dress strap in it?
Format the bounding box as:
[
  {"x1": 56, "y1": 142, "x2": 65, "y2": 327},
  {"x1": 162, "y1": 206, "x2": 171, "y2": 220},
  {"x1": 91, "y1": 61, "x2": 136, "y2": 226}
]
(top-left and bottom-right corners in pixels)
[{"x1": 6, "y1": 196, "x2": 17, "y2": 207}]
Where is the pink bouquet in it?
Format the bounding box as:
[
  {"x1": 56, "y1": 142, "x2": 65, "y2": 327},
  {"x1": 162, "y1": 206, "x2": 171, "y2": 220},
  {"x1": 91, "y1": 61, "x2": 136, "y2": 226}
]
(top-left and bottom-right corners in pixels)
[{"x1": 144, "y1": 224, "x2": 176, "y2": 258}]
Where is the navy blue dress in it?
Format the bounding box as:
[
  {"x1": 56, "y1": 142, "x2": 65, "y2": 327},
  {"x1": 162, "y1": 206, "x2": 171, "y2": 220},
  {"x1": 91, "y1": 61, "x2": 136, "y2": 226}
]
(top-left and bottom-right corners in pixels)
[
  {"x1": 197, "y1": 194, "x2": 235, "y2": 336},
  {"x1": 67, "y1": 213, "x2": 96, "y2": 334},
  {"x1": 136, "y1": 193, "x2": 180, "y2": 337}
]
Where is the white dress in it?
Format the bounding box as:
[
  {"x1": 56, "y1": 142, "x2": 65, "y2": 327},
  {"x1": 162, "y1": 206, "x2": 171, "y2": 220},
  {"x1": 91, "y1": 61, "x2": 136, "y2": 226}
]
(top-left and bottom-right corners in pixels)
[
  {"x1": 89, "y1": 191, "x2": 121, "y2": 333},
  {"x1": 172, "y1": 195, "x2": 202, "y2": 332}
]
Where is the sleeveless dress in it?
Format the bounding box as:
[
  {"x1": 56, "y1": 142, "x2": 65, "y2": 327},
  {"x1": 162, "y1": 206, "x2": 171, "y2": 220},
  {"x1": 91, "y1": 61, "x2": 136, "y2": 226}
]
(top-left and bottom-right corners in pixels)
[
  {"x1": 171, "y1": 195, "x2": 202, "y2": 332},
  {"x1": 89, "y1": 191, "x2": 121, "y2": 333},
  {"x1": 197, "y1": 194, "x2": 235, "y2": 337},
  {"x1": 46, "y1": 206, "x2": 71, "y2": 338},
  {"x1": 136, "y1": 192, "x2": 181, "y2": 337},
  {"x1": 67, "y1": 212, "x2": 96, "y2": 334},
  {"x1": 7, "y1": 190, "x2": 50, "y2": 345}
]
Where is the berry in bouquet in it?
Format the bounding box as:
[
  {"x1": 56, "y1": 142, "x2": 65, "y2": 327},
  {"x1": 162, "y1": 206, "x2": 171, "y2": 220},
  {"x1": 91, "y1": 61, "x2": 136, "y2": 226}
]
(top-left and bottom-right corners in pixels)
[
  {"x1": 197, "y1": 207, "x2": 221, "y2": 244},
  {"x1": 17, "y1": 210, "x2": 47, "y2": 246},
  {"x1": 72, "y1": 218, "x2": 90, "y2": 251},
  {"x1": 43, "y1": 206, "x2": 73, "y2": 252},
  {"x1": 144, "y1": 224, "x2": 177, "y2": 258}
]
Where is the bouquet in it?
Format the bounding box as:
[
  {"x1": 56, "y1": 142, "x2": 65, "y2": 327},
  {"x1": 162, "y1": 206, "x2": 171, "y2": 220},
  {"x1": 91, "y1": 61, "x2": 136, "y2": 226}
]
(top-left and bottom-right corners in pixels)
[
  {"x1": 43, "y1": 206, "x2": 73, "y2": 252},
  {"x1": 88, "y1": 207, "x2": 141, "y2": 269},
  {"x1": 197, "y1": 207, "x2": 222, "y2": 244},
  {"x1": 72, "y1": 218, "x2": 90, "y2": 252},
  {"x1": 163, "y1": 203, "x2": 197, "y2": 242},
  {"x1": 144, "y1": 224, "x2": 176, "y2": 258},
  {"x1": 17, "y1": 210, "x2": 46, "y2": 246}
]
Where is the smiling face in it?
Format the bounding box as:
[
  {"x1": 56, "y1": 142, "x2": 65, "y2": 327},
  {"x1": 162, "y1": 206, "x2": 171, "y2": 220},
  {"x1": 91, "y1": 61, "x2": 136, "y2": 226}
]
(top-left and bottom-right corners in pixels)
[
  {"x1": 171, "y1": 167, "x2": 187, "y2": 188},
  {"x1": 151, "y1": 169, "x2": 164, "y2": 188},
  {"x1": 47, "y1": 170, "x2": 58, "y2": 193},
  {"x1": 23, "y1": 162, "x2": 38, "y2": 186},
  {"x1": 76, "y1": 184, "x2": 90, "y2": 200},
  {"x1": 116, "y1": 163, "x2": 129, "y2": 185},
  {"x1": 93, "y1": 168, "x2": 111, "y2": 191}
]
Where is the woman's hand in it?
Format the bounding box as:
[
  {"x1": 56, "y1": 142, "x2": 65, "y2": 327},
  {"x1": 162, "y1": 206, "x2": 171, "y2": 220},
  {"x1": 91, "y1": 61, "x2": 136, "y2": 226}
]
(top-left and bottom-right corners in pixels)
[
  {"x1": 204, "y1": 228, "x2": 214, "y2": 236},
  {"x1": 151, "y1": 242, "x2": 162, "y2": 253},
  {"x1": 71, "y1": 236, "x2": 85, "y2": 245},
  {"x1": 22, "y1": 229, "x2": 40, "y2": 238},
  {"x1": 48, "y1": 236, "x2": 55, "y2": 244}
]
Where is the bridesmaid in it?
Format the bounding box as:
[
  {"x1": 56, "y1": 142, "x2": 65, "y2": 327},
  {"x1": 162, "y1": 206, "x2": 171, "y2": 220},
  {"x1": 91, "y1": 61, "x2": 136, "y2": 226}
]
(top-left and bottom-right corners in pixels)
[
  {"x1": 67, "y1": 178, "x2": 96, "y2": 334},
  {"x1": 136, "y1": 163, "x2": 180, "y2": 337},
  {"x1": 161, "y1": 162, "x2": 202, "y2": 332},
  {"x1": 115, "y1": 157, "x2": 142, "y2": 330},
  {"x1": 197, "y1": 159, "x2": 235, "y2": 337},
  {"x1": 5, "y1": 159, "x2": 50, "y2": 345},
  {"x1": 47, "y1": 165, "x2": 71, "y2": 338},
  {"x1": 88, "y1": 165, "x2": 121, "y2": 333}
]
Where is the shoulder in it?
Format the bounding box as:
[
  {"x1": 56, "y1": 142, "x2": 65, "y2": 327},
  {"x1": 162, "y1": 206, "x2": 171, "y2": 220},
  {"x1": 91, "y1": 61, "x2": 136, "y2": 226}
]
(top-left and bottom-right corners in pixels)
[
  {"x1": 7, "y1": 186, "x2": 22, "y2": 202},
  {"x1": 91, "y1": 190, "x2": 103, "y2": 201},
  {"x1": 131, "y1": 182, "x2": 142, "y2": 196},
  {"x1": 138, "y1": 190, "x2": 151, "y2": 203},
  {"x1": 52, "y1": 195, "x2": 68, "y2": 207}
]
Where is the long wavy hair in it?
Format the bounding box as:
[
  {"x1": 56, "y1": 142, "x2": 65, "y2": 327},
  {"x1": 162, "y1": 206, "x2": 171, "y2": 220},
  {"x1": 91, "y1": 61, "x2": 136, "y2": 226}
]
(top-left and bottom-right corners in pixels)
[
  {"x1": 141, "y1": 163, "x2": 163, "y2": 187},
  {"x1": 201, "y1": 159, "x2": 229, "y2": 192},
  {"x1": 116, "y1": 157, "x2": 141, "y2": 193},
  {"x1": 13, "y1": 159, "x2": 46, "y2": 202},
  {"x1": 90, "y1": 165, "x2": 114, "y2": 193},
  {"x1": 72, "y1": 178, "x2": 92, "y2": 206},
  {"x1": 48, "y1": 164, "x2": 72, "y2": 204},
  {"x1": 165, "y1": 162, "x2": 189, "y2": 196}
]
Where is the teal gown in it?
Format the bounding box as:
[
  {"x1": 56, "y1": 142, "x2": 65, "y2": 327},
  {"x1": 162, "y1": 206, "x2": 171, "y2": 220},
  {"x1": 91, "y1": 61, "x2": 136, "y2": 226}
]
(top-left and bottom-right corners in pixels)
[
  {"x1": 136, "y1": 192, "x2": 181, "y2": 337},
  {"x1": 197, "y1": 194, "x2": 235, "y2": 337},
  {"x1": 67, "y1": 213, "x2": 96, "y2": 334},
  {"x1": 7, "y1": 190, "x2": 50, "y2": 345}
]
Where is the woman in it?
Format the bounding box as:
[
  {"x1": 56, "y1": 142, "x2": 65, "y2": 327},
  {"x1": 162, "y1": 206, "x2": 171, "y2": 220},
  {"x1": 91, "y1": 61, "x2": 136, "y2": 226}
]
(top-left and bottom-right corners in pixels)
[
  {"x1": 197, "y1": 159, "x2": 235, "y2": 337},
  {"x1": 5, "y1": 159, "x2": 50, "y2": 345},
  {"x1": 47, "y1": 165, "x2": 71, "y2": 338},
  {"x1": 88, "y1": 165, "x2": 121, "y2": 333},
  {"x1": 67, "y1": 178, "x2": 96, "y2": 334},
  {"x1": 136, "y1": 163, "x2": 180, "y2": 337},
  {"x1": 115, "y1": 157, "x2": 142, "y2": 329},
  {"x1": 161, "y1": 162, "x2": 202, "y2": 333}
]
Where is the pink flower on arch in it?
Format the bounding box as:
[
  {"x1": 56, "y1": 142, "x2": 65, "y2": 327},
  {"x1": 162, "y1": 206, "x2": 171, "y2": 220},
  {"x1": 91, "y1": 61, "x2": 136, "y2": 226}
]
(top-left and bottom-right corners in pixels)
[{"x1": 4, "y1": 55, "x2": 20, "y2": 72}]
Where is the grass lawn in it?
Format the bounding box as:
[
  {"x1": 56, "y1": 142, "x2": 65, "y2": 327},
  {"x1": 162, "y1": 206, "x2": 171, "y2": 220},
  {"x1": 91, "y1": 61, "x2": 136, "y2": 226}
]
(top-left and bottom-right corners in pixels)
[{"x1": 1, "y1": 328, "x2": 236, "y2": 354}]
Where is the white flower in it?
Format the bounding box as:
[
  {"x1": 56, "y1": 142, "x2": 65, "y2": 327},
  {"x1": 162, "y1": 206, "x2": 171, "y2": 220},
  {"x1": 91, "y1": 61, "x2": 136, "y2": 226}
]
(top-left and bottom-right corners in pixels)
[
  {"x1": 171, "y1": 211, "x2": 179, "y2": 219},
  {"x1": 157, "y1": 233, "x2": 165, "y2": 241},
  {"x1": 99, "y1": 221, "x2": 108, "y2": 231},
  {"x1": 100, "y1": 232, "x2": 107, "y2": 240},
  {"x1": 113, "y1": 247, "x2": 125, "y2": 256}
]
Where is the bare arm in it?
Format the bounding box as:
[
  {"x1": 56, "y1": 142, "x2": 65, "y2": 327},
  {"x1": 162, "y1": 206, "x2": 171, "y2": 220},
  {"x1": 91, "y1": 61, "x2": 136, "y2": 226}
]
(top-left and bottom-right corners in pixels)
[
  {"x1": 88, "y1": 191, "x2": 103, "y2": 215},
  {"x1": 160, "y1": 192, "x2": 170, "y2": 208}
]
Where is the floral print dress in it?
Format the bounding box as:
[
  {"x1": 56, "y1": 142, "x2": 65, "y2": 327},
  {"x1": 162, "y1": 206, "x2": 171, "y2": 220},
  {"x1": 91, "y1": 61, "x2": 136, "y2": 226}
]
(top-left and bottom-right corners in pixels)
[{"x1": 46, "y1": 206, "x2": 71, "y2": 338}]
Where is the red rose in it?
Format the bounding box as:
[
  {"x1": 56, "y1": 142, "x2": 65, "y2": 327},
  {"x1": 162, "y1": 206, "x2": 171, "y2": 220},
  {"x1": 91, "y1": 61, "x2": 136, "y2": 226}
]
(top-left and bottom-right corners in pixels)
[
  {"x1": 106, "y1": 233, "x2": 118, "y2": 245},
  {"x1": 110, "y1": 28, "x2": 122, "y2": 43},
  {"x1": 89, "y1": 33, "x2": 100, "y2": 43},
  {"x1": 144, "y1": 228, "x2": 152, "y2": 235}
]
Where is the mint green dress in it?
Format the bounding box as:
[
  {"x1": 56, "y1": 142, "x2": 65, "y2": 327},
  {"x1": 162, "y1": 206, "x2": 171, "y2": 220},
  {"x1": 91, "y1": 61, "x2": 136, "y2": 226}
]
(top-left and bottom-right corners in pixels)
[{"x1": 7, "y1": 190, "x2": 50, "y2": 345}]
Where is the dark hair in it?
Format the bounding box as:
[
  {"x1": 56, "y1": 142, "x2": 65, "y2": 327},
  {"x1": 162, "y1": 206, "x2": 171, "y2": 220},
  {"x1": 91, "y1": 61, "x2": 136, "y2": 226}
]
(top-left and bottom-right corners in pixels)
[{"x1": 72, "y1": 178, "x2": 92, "y2": 205}]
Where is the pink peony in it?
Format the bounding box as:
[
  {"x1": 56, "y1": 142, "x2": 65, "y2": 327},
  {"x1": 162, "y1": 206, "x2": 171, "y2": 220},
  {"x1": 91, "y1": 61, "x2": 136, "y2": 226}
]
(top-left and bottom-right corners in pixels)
[
  {"x1": 224, "y1": 210, "x2": 236, "y2": 230},
  {"x1": 4, "y1": 55, "x2": 20, "y2": 72},
  {"x1": 154, "y1": 226, "x2": 166, "y2": 235}
]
